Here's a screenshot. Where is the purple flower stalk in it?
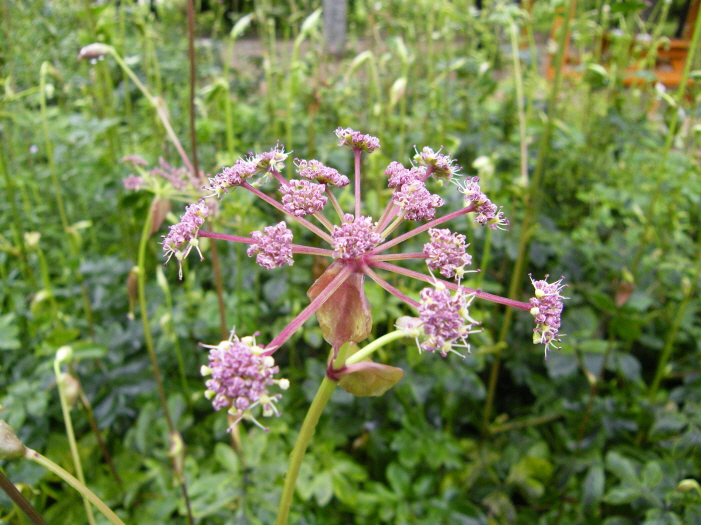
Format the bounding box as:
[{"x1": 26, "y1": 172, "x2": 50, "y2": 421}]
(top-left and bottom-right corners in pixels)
[{"x1": 163, "y1": 128, "x2": 565, "y2": 417}]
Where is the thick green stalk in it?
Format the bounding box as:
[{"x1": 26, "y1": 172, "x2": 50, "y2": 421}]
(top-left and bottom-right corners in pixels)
[
  {"x1": 274, "y1": 376, "x2": 338, "y2": 525},
  {"x1": 53, "y1": 359, "x2": 95, "y2": 525},
  {"x1": 25, "y1": 449, "x2": 125, "y2": 525},
  {"x1": 482, "y1": 0, "x2": 575, "y2": 431}
]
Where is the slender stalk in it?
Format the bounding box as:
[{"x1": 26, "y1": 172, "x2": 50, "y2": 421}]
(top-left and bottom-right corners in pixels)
[
  {"x1": 263, "y1": 263, "x2": 355, "y2": 354},
  {"x1": 24, "y1": 449, "x2": 126, "y2": 525},
  {"x1": 197, "y1": 230, "x2": 334, "y2": 256},
  {"x1": 39, "y1": 62, "x2": 69, "y2": 232},
  {"x1": 354, "y1": 149, "x2": 362, "y2": 218},
  {"x1": 345, "y1": 330, "x2": 408, "y2": 365},
  {"x1": 137, "y1": 199, "x2": 194, "y2": 524},
  {"x1": 241, "y1": 182, "x2": 334, "y2": 243},
  {"x1": 53, "y1": 362, "x2": 96, "y2": 525},
  {"x1": 648, "y1": 273, "x2": 699, "y2": 399},
  {"x1": 0, "y1": 138, "x2": 30, "y2": 281},
  {"x1": 369, "y1": 261, "x2": 531, "y2": 310},
  {"x1": 482, "y1": 0, "x2": 576, "y2": 432},
  {"x1": 186, "y1": 0, "x2": 200, "y2": 185},
  {"x1": 368, "y1": 206, "x2": 476, "y2": 255},
  {"x1": 273, "y1": 376, "x2": 337, "y2": 525},
  {"x1": 366, "y1": 252, "x2": 426, "y2": 262},
  {"x1": 509, "y1": 20, "x2": 529, "y2": 187},
  {"x1": 360, "y1": 262, "x2": 420, "y2": 308},
  {"x1": 0, "y1": 469, "x2": 49, "y2": 525},
  {"x1": 325, "y1": 188, "x2": 345, "y2": 220},
  {"x1": 137, "y1": 201, "x2": 175, "y2": 433}
]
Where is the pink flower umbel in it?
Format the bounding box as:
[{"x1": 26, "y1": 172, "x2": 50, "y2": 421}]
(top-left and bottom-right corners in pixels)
[
  {"x1": 529, "y1": 275, "x2": 567, "y2": 357},
  {"x1": 417, "y1": 283, "x2": 480, "y2": 357},
  {"x1": 162, "y1": 128, "x2": 566, "y2": 426},
  {"x1": 246, "y1": 222, "x2": 294, "y2": 270},
  {"x1": 200, "y1": 332, "x2": 289, "y2": 431}
]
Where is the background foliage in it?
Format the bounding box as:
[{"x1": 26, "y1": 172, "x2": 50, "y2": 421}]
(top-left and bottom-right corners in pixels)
[{"x1": 1, "y1": 0, "x2": 701, "y2": 523}]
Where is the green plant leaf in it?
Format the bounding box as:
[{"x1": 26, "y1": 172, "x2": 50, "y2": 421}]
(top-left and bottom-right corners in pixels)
[{"x1": 338, "y1": 362, "x2": 404, "y2": 397}]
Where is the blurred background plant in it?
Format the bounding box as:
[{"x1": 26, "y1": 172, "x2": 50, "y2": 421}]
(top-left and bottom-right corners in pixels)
[{"x1": 0, "y1": 0, "x2": 700, "y2": 523}]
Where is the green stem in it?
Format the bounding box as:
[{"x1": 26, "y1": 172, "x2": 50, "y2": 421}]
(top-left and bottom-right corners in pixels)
[
  {"x1": 137, "y1": 199, "x2": 174, "y2": 432},
  {"x1": 509, "y1": 21, "x2": 529, "y2": 187},
  {"x1": 53, "y1": 361, "x2": 96, "y2": 525},
  {"x1": 39, "y1": 62, "x2": 69, "y2": 232},
  {"x1": 648, "y1": 274, "x2": 698, "y2": 400},
  {"x1": 346, "y1": 330, "x2": 407, "y2": 366},
  {"x1": 138, "y1": 200, "x2": 194, "y2": 524},
  {"x1": 274, "y1": 376, "x2": 338, "y2": 525},
  {"x1": 24, "y1": 449, "x2": 126, "y2": 525}
]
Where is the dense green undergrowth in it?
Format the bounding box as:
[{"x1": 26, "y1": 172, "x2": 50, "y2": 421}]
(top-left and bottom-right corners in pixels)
[{"x1": 1, "y1": 0, "x2": 701, "y2": 523}]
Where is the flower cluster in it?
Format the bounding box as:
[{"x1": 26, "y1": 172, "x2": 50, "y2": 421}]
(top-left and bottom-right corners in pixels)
[
  {"x1": 414, "y1": 146, "x2": 462, "y2": 182},
  {"x1": 392, "y1": 179, "x2": 444, "y2": 221},
  {"x1": 456, "y1": 176, "x2": 509, "y2": 230},
  {"x1": 529, "y1": 275, "x2": 567, "y2": 357},
  {"x1": 160, "y1": 127, "x2": 566, "y2": 429},
  {"x1": 331, "y1": 214, "x2": 383, "y2": 259},
  {"x1": 417, "y1": 284, "x2": 479, "y2": 357},
  {"x1": 247, "y1": 222, "x2": 294, "y2": 270},
  {"x1": 334, "y1": 127, "x2": 380, "y2": 153},
  {"x1": 280, "y1": 179, "x2": 327, "y2": 217},
  {"x1": 295, "y1": 159, "x2": 350, "y2": 187},
  {"x1": 385, "y1": 162, "x2": 426, "y2": 188},
  {"x1": 204, "y1": 159, "x2": 258, "y2": 197},
  {"x1": 162, "y1": 199, "x2": 209, "y2": 276},
  {"x1": 201, "y1": 333, "x2": 289, "y2": 431},
  {"x1": 122, "y1": 174, "x2": 144, "y2": 190},
  {"x1": 423, "y1": 228, "x2": 472, "y2": 279}
]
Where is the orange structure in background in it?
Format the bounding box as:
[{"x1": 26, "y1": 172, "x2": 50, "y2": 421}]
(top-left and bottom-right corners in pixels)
[{"x1": 547, "y1": 0, "x2": 700, "y2": 87}]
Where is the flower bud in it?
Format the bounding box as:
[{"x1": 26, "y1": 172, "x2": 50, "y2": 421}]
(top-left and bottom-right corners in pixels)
[
  {"x1": 58, "y1": 373, "x2": 81, "y2": 407},
  {"x1": 55, "y1": 346, "x2": 73, "y2": 364},
  {"x1": 0, "y1": 421, "x2": 26, "y2": 460},
  {"x1": 677, "y1": 479, "x2": 701, "y2": 494},
  {"x1": 78, "y1": 43, "x2": 111, "y2": 60}
]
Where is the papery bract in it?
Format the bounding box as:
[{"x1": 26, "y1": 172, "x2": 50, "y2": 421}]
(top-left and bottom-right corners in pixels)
[{"x1": 307, "y1": 263, "x2": 373, "y2": 349}]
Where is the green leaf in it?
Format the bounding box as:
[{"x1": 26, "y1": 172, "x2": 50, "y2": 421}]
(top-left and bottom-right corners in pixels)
[
  {"x1": 214, "y1": 442, "x2": 240, "y2": 474},
  {"x1": 604, "y1": 486, "x2": 643, "y2": 505},
  {"x1": 386, "y1": 463, "x2": 411, "y2": 496},
  {"x1": 0, "y1": 314, "x2": 20, "y2": 351},
  {"x1": 338, "y1": 362, "x2": 404, "y2": 397},
  {"x1": 642, "y1": 461, "x2": 662, "y2": 489},
  {"x1": 582, "y1": 465, "x2": 605, "y2": 516},
  {"x1": 606, "y1": 451, "x2": 639, "y2": 483}
]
